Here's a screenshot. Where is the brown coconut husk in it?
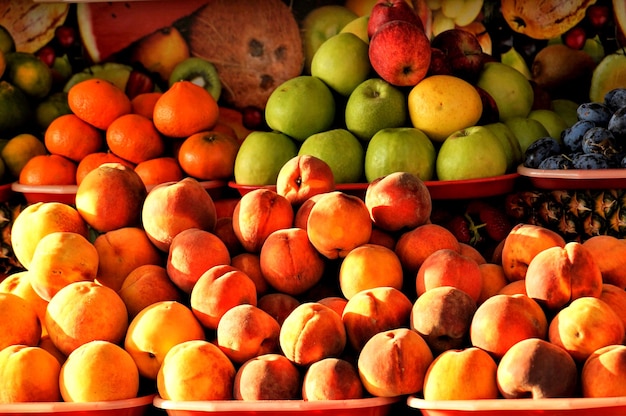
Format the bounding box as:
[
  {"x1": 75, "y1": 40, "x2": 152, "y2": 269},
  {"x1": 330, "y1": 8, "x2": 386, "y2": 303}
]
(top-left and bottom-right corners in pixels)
[{"x1": 186, "y1": 0, "x2": 304, "y2": 110}]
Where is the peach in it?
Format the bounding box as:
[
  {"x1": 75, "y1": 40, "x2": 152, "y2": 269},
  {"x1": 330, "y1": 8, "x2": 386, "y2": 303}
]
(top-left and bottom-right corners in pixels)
[
  {"x1": 395, "y1": 223, "x2": 461, "y2": 277},
  {"x1": 477, "y1": 263, "x2": 508, "y2": 304},
  {"x1": 318, "y1": 296, "x2": 348, "y2": 317},
  {"x1": 257, "y1": 292, "x2": 300, "y2": 325},
  {"x1": 293, "y1": 193, "x2": 324, "y2": 230},
  {"x1": 500, "y1": 223, "x2": 566, "y2": 282},
  {"x1": 470, "y1": 294, "x2": 548, "y2": 360},
  {"x1": 357, "y1": 327, "x2": 434, "y2": 397},
  {"x1": 306, "y1": 191, "x2": 372, "y2": 259},
  {"x1": 259, "y1": 227, "x2": 325, "y2": 296},
  {"x1": 416, "y1": 248, "x2": 483, "y2": 302},
  {"x1": 93, "y1": 226, "x2": 164, "y2": 292},
  {"x1": 213, "y1": 216, "x2": 244, "y2": 256},
  {"x1": 498, "y1": 279, "x2": 528, "y2": 296},
  {"x1": 232, "y1": 188, "x2": 294, "y2": 253},
  {"x1": 10, "y1": 201, "x2": 88, "y2": 270},
  {"x1": 339, "y1": 243, "x2": 403, "y2": 300},
  {"x1": 302, "y1": 357, "x2": 364, "y2": 400},
  {"x1": 0, "y1": 344, "x2": 61, "y2": 403},
  {"x1": 581, "y1": 344, "x2": 626, "y2": 398},
  {"x1": 142, "y1": 177, "x2": 217, "y2": 252},
  {"x1": 231, "y1": 252, "x2": 269, "y2": 296},
  {"x1": 276, "y1": 155, "x2": 335, "y2": 206},
  {"x1": 166, "y1": 227, "x2": 231, "y2": 294},
  {"x1": 75, "y1": 162, "x2": 147, "y2": 233},
  {"x1": 214, "y1": 197, "x2": 240, "y2": 219},
  {"x1": 368, "y1": 226, "x2": 397, "y2": 250},
  {"x1": 410, "y1": 286, "x2": 477, "y2": 355},
  {"x1": 364, "y1": 171, "x2": 432, "y2": 232},
  {"x1": 189, "y1": 265, "x2": 257, "y2": 330},
  {"x1": 599, "y1": 283, "x2": 626, "y2": 342},
  {"x1": 0, "y1": 292, "x2": 41, "y2": 351},
  {"x1": 279, "y1": 302, "x2": 346, "y2": 366},
  {"x1": 124, "y1": 300, "x2": 206, "y2": 380},
  {"x1": 157, "y1": 339, "x2": 236, "y2": 401},
  {"x1": 548, "y1": 296, "x2": 624, "y2": 362},
  {"x1": 459, "y1": 242, "x2": 487, "y2": 265},
  {"x1": 233, "y1": 353, "x2": 301, "y2": 400},
  {"x1": 497, "y1": 338, "x2": 578, "y2": 399},
  {"x1": 216, "y1": 304, "x2": 280, "y2": 364},
  {"x1": 0, "y1": 270, "x2": 48, "y2": 328},
  {"x1": 342, "y1": 286, "x2": 413, "y2": 352},
  {"x1": 44, "y1": 281, "x2": 128, "y2": 357},
  {"x1": 583, "y1": 235, "x2": 626, "y2": 289},
  {"x1": 423, "y1": 347, "x2": 499, "y2": 401},
  {"x1": 118, "y1": 264, "x2": 183, "y2": 319}
]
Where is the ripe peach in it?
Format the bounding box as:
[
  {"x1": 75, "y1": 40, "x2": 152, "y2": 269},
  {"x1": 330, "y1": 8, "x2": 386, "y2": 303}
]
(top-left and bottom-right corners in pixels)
[
  {"x1": 0, "y1": 293, "x2": 41, "y2": 351},
  {"x1": 214, "y1": 197, "x2": 240, "y2": 219},
  {"x1": 395, "y1": 223, "x2": 461, "y2": 277},
  {"x1": 549, "y1": 296, "x2": 624, "y2": 362},
  {"x1": 318, "y1": 296, "x2": 348, "y2": 317},
  {"x1": 231, "y1": 253, "x2": 269, "y2": 296},
  {"x1": 293, "y1": 193, "x2": 324, "y2": 230},
  {"x1": 257, "y1": 292, "x2": 300, "y2": 325},
  {"x1": 368, "y1": 226, "x2": 397, "y2": 250},
  {"x1": 232, "y1": 188, "x2": 294, "y2": 253},
  {"x1": 118, "y1": 264, "x2": 183, "y2": 319},
  {"x1": 0, "y1": 344, "x2": 61, "y2": 403},
  {"x1": 423, "y1": 347, "x2": 499, "y2": 401},
  {"x1": 410, "y1": 286, "x2": 477, "y2": 355},
  {"x1": 498, "y1": 279, "x2": 528, "y2": 296},
  {"x1": 302, "y1": 357, "x2": 364, "y2": 400},
  {"x1": 166, "y1": 228, "x2": 231, "y2": 294},
  {"x1": 259, "y1": 227, "x2": 325, "y2": 296},
  {"x1": 364, "y1": 171, "x2": 432, "y2": 232},
  {"x1": 276, "y1": 154, "x2": 335, "y2": 206},
  {"x1": 477, "y1": 263, "x2": 508, "y2": 304},
  {"x1": 306, "y1": 191, "x2": 372, "y2": 259},
  {"x1": 233, "y1": 353, "x2": 301, "y2": 400},
  {"x1": 497, "y1": 338, "x2": 578, "y2": 399},
  {"x1": 500, "y1": 223, "x2": 566, "y2": 282},
  {"x1": 342, "y1": 286, "x2": 413, "y2": 352},
  {"x1": 339, "y1": 243, "x2": 403, "y2": 300},
  {"x1": 581, "y1": 344, "x2": 626, "y2": 398},
  {"x1": 142, "y1": 177, "x2": 217, "y2": 252},
  {"x1": 470, "y1": 294, "x2": 548, "y2": 360},
  {"x1": 583, "y1": 235, "x2": 626, "y2": 289},
  {"x1": 459, "y1": 242, "x2": 487, "y2": 265},
  {"x1": 213, "y1": 216, "x2": 244, "y2": 257},
  {"x1": 0, "y1": 270, "x2": 48, "y2": 328},
  {"x1": 216, "y1": 304, "x2": 280, "y2": 364},
  {"x1": 357, "y1": 327, "x2": 434, "y2": 397},
  {"x1": 599, "y1": 283, "x2": 626, "y2": 342},
  {"x1": 157, "y1": 339, "x2": 236, "y2": 401},
  {"x1": 279, "y1": 302, "x2": 346, "y2": 366}
]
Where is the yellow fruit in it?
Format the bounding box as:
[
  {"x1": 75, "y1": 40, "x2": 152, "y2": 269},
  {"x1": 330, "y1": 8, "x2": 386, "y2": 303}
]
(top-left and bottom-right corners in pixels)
[
  {"x1": 131, "y1": 26, "x2": 190, "y2": 82},
  {"x1": 0, "y1": 133, "x2": 47, "y2": 179},
  {"x1": 0, "y1": 292, "x2": 41, "y2": 351}
]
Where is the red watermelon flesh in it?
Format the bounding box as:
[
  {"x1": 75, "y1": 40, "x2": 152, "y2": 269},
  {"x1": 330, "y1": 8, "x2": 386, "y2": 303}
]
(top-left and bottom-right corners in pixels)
[{"x1": 77, "y1": 0, "x2": 211, "y2": 63}]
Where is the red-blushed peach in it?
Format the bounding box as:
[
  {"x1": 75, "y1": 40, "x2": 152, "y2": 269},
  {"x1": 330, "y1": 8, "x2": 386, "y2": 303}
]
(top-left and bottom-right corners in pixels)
[
  {"x1": 318, "y1": 296, "x2": 348, "y2": 317},
  {"x1": 142, "y1": 177, "x2": 217, "y2": 252},
  {"x1": 395, "y1": 223, "x2": 461, "y2": 277},
  {"x1": 582, "y1": 235, "x2": 626, "y2": 289},
  {"x1": 302, "y1": 357, "x2": 364, "y2": 400},
  {"x1": 0, "y1": 270, "x2": 48, "y2": 330},
  {"x1": 259, "y1": 228, "x2": 325, "y2": 296},
  {"x1": 477, "y1": 263, "x2": 508, "y2": 304},
  {"x1": 189, "y1": 265, "x2": 257, "y2": 330},
  {"x1": 490, "y1": 238, "x2": 505, "y2": 264},
  {"x1": 231, "y1": 253, "x2": 270, "y2": 296},
  {"x1": 233, "y1": 353, "x2": 301, "y2": 400},
  {"x1": 166, "y1": 228, "x2": 231, "y2": 294},
  {"x1": 459, "y1": 242, "x2": 487, "y2": 265},
  {"x1": 293, "y1": 193, "x2": 324, "y2": 230},
  {"x1": 0, "y1": 292, "x2": 41, "y2": 351},
  {"x1": 548, "y1": 296, "x2": 625, "y2": 362},
  {"x1": 339, "y1": 243, "x2": 403, "y2": 300},
  {"x1": 368, "y1": 226, "x2": 397, "y2": 250},
  {"x1": 276, "y1": 155, "x2": 335, "y2": 206},
  {"x1": 500, "y1": 223, "x2": 566, "y2": 282},
  {"x1": 410, "y1": 286, "x2": 477, "y2": 355},
  {"x1": 364, "y1": 171, "x2": 431, "y2": 232},
  {"x1": 357, "y1": 327, "x2": 434, "y2": 397},
  {"x1": 470, "y1": 294, "x2": 548, "y2": 360},
  {"x1": 306, "y1": 191, "x2": 372, "y2": 259},
  {"x1": 279, "y1": 302, "x2": 346, "y2": 366},
  {"x1": 216, "y1": 304, "x2": 280, "y2": 364},
  {"x1": 416, "y1": 249, "x2": 483, "y2": 302},
  {"x1": 213, "y1": 216, "x2": 244, "y2": 257},
  {"x1": 232, "y1": 188, "x2": 294, "y2": 253},
  {"x1": 423, "y1": 347, "x2": 499, "y2": 400},
  {"x1": 118, "y1": 264, "x2": 183, "y2": 319},
  {"x1": 342, "y1": 286, "x2": 413, "y2": 352},
  {"x1": 599, "y1": 283, "x2": 626, "y2": 342},
  {"x1": 581, "y1": 344, "x2": 626, "y2": 398},
  {"x1": 214, "y1": 197, "x2": 239, "y2": 219},
  {"x1": 257, "y1": 292, "x2": 300, "y2": 326},
  {"x1": 496, "y1": 338, "x2": 578, "y2": 399},
  {"x1": 498, "y1": 279, "x2": 528, "y2": 296}
]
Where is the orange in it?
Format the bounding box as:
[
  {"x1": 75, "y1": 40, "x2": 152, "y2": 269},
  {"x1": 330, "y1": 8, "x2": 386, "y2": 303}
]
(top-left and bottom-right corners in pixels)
[
  {"x1": 153, "y1": 80, "x2": 219, "y2": 138},
  {"x1": 75, "y1": 151, "x2": 135, "y2": 185},
  {"x1": 106, "y1": 113, "x2": 166, "y2": 164},
  {"x1": 67, "y1": 78, "x2": 132, "y2": 130},
  {"x1": 177, "y1": 130, "x2": 240, "y2": 180},
  {"x1": 44, "y1": 114, "x2": 104, "y2": 162},
  {"x1": 0, "y1": 133, "x2": 47, "y2": 179},
  {"x1": 0, "y1": 292, "x2": 41, "y2": 351},
  {"x1": 134, "y1": 156, "x2": 184, "y2": 187},
  {"x1": 131, "y1": 91, "x2": 163, "y2": 120},
  {"x1": 18, "y1": 154, "x2": 77, "y2": 186}
]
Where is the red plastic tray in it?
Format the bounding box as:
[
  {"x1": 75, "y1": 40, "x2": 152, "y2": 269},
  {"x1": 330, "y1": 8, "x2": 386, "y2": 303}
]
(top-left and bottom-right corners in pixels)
[
  {"x1": 517, "y1": 165, "x2": 626, "y2": 190},
  {"x1": 0, "y1": 394, "x2": 155, "y2": 416},
  {"x1": 228, "y1": 182, "x2": 368, "y2": 199}
]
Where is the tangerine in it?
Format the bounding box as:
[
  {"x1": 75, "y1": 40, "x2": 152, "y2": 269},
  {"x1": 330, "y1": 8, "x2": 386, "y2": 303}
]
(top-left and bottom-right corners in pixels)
[
  {"x1": 106, "y1": 113, "x2": 166, "y2": 164},
  {"x1": 177, "y1": 130, "x2": 240, "y2": 180},
  {"x1": 18, "y1": 154, "x2": 77, "y2": 186},
  {"x1": 44, "y1": 113, "x2": 104, "y2": 162},
  {"x1": 67, "y1": 78, "x2": 131, "y2": 130},
  {"x1": 134, "y1": 156, "x2": 184, "y2": 187},
  {"x1": 75, "y1": 151, "x2": 135, "y2": 185},
  {"x1": 130, "y1": 91, "x2": 163, "y2": 120}
]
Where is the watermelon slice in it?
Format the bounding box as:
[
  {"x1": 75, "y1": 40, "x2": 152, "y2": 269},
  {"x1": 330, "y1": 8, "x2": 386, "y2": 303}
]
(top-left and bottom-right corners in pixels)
[{"x1": 77, "y1": 0, "x2": 212, "y2": 63}]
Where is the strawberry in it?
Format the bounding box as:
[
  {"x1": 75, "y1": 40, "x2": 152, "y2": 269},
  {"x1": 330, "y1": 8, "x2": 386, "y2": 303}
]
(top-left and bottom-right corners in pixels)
[
  {"x1": 466, "y1": 200, "x2": 513, "y2": 242},
  {"x1": 445, "y1": 215, "x2": 471, "y2": 244}
]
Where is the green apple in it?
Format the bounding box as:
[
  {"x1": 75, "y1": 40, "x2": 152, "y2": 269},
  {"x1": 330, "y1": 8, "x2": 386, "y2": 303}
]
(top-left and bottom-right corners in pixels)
[
  {"x1": 364, "y1": 127, "x2": 436, "y2": 182},
  {"x1": 550, "y1": 98, "x2": 579, "y2": 127},
  {"x1": 339, "y1": 15, "x2": 370, "y2": 44},
  {"x1": 504, "y1": 116, "x2": 550, "y2": 154},
  {"x1": 301, "y1": 5, "x2": 358, "y2": 74},
  {"x1": 298, "y1": 128, "x2": 365, "y2": 183},
  {"x1": 500, "y1": 47, "x2": 531, "y2": 80},
  {"x1": 311, "y1": 32, "x2": 371, "y2": 97},
  {"x1": 345, "y1": 77, "x2": 407, "y2": 142},
  {"x1": 264, "y1": 75, "x2": 336, "y2": 142},
  {"x1": 233, "y1": 131, "x2": 298, "y2": 186},
  {"x1": 483, "y1": 122, "x2": 523, "y2": 172},
  {"x1": 528, "y1": 109, "x2": 568, "y2": 142},
  {"x1": 589, "y1": 53, "x2": 626, "y2": 103},
  {"x1": 476, "y1": 61, "x2": 534, "y2": 122},
  {"x1": 436, "y1": 126, "x2": 508, "y2": 181}
]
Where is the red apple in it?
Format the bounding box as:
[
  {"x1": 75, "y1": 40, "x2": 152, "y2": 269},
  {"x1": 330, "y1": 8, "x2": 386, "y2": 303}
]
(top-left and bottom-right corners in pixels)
[
  {"x1": 367, "y1": 0, "x2": 424, "y2": 39},
  {"x1": 427, "y1": 47, "x2": 453, "y2": 77},
  {"x1": 475, "y1": 85, "x2": 499, "y2": 125},
  {"x1": 368, "y1": 20, "x2": 431, "y2": 87},
  {"x1": 430, "y1": 28, "x2": 484, "y2": 83}
]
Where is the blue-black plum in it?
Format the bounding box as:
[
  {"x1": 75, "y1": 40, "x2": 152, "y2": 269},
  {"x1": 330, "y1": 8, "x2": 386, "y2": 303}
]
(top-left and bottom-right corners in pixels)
[
  {"x1": 523, "y1": 137, "x2": 561, "y2": 168},
  {"x1": 537, "y1": 154, "x2": 573, "y2": 170},
  {"x1": 561, "y1": 120, "x2": 595, "y2": 153},
  {"x1": 572, "y1": 153, "x2": 611, "y2": 169},
  {"x1": 577, "y1": 102, "x2": 613, "y2": 126},
  {"x1": 604, "y1": 88, "x2": 626, "y2": 112},
  {"x1": 581, "y1": 126, "x2": 621, "y2": 157},
  {"x1": 608, "y1": 106, "x2": 626, "y2": 140}
]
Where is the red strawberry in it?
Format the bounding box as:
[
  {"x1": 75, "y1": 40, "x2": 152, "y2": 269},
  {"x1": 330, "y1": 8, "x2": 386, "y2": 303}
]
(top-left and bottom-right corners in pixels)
[
  {"x1": 446, "y1": 215, "x2": 471, "y2": 244},
  {"x1": 467, "y1": 200, "x2": 513, "y2": 242}
]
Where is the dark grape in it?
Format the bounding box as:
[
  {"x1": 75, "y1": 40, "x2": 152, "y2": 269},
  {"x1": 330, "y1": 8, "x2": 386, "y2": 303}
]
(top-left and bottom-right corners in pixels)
[
  {"x1": 581, "y1": 126, "x2": 621, "y2": 157},
  {"x1": 608, "y1": 106, "x2": 626, "y2": 140},
  {"x1": 604, "y1": 88, "x2": 626, "y2": 112},
  {"x1": 572, "y1": 152, "x2": 611, "y2": 169},
  {"x1": 538, "y1": 154, "x2": 573, "y2": 170},
  {"x1": 561, "y1": 120, "x2": 595, "y2": 153},
  {"x1": 523, "y1": 137, "x2": 561, "y2": 168},
  {"x1": 576, "y1": 102, "x2": 613, "y2": 126}
]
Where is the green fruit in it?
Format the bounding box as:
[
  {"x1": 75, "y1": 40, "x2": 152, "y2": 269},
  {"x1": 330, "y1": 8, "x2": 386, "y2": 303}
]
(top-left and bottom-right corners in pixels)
[
  {"x1": 5, "y1": 52, "x2": 53, "y2": 99},
  {"x1": 63, "y1": 62, "x2": 132, "y2": 93},
  {"x1": 0, "y1": 80, "x2": 31, "y2": 134},
  {"x1": 0, "y1": 25, "x2": 16, "y2": 54},
  {"x1": 550, "y1": 98, "x2": 579, "y2": 127},
  {"x1": 169, "y1": 57, "x2": 222, "y2": 102},
  {"x1": 500, "y1": 47, "x2": 531, "y2": 79},
  {"x1": 483, "y1": 122, "x2": 523, "y2": 171},
  {"x1": 528, "y1": 109, "x2": 568, "y2": 142},
  {"x1": 589, "y1": 53, "x2": 626, "y2": 104},
  {"x1": 504, "y1": 116, "x2": 550, "y2": 154},
  {"x1": 476, "y1": 62, "x2": 534, "y2": 121},
  {"x1": 234, "y1": 131, "x2": 297, "y2": 186},
  {"x1": 35, "y1": 92, "x2": 71, "y2": 131},
  {"x1": 298, "y1": 128, "x2": 364, "y2": 184}
]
